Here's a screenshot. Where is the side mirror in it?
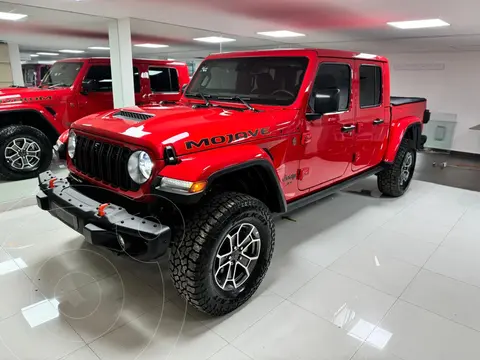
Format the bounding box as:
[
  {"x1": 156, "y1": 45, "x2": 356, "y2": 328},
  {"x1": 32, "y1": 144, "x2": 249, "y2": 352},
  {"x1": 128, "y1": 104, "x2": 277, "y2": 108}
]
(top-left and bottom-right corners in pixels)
[
  {"x1": 307, "y1": 88, "x2": 340, "y2": 120},
  {"x1": 80, "y1": 80, "x2": 97, "y2": 95}
]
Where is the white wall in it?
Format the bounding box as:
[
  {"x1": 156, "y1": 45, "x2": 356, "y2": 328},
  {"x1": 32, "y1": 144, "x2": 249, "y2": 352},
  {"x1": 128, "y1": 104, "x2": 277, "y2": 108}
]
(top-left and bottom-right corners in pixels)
[{"x1": 387, "y1": 52, "x2": 480, "y2": 154}]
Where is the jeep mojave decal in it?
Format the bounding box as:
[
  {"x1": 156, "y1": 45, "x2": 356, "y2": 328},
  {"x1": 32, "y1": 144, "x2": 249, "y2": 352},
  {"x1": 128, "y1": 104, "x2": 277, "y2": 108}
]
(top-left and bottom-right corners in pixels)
[{"x1": 185, "y1": 128, "x2": 270, "y2": 150}]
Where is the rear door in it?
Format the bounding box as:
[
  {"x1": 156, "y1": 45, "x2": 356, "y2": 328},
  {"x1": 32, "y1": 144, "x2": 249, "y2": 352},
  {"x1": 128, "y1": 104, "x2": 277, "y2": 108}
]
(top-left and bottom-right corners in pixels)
[
  {"x1": 352, "y1": 62, "x2": 387, "y2": 171},
  {"x1": 298, "y1": 59, "x2": 356, "y2": 191},
  {"x1": 147, "y1": 66, "x2": 181, "y2": 103}
]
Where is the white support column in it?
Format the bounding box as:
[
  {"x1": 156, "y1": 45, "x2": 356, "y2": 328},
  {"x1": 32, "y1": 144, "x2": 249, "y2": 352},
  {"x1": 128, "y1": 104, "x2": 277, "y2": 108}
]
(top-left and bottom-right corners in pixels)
[
  {"x1": 108, "y1": 18, "x2": 135, "y2": 108},
  {"x1": 8, "y1": 43, "x2": 24, "y2": 87}
]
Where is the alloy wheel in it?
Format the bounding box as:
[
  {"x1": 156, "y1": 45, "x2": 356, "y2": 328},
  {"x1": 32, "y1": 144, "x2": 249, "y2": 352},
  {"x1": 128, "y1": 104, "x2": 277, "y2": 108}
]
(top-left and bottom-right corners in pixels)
[{"x1": 213, "y1": 223, "x2": 261, "y2": 291}]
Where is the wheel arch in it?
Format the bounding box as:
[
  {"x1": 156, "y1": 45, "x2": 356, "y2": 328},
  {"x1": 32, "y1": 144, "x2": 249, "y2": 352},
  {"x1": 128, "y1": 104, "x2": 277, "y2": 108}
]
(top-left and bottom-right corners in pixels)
[
  {"x1": 207, "y1": 159, "x2": 287, "y2": 213},
  {"x1": 384, "y1": 117, "x2": 422, "y2": 164},
  {"x1": 157, "y1": 144, "x2": 287, "y2": 213},
  {"x1": 0, "y1": 109, "x2": 60, "y2": 145}
]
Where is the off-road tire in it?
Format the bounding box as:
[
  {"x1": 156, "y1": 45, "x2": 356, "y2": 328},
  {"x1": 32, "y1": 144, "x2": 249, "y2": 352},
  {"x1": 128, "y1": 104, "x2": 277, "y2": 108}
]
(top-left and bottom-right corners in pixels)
[
  {"x1": 0, "y1": 125, "x2": 52, "y2": 181},
  {"x1": 378, "y1": 138, "x2": 416, "y2": 197},
  {"x1": 169, "y1": 192, "x2": 275, "y2": 316}
]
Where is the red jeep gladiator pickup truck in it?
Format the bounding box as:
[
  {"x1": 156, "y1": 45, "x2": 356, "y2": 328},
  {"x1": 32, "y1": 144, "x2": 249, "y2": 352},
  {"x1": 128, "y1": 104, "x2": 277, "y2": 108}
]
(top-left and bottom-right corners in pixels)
[
  {"x1": 0, "y1": 58, "x2": 189, "y2": 181},
  {"x1": 37, "y1": 49, "x2": 430, "y2": 315}
]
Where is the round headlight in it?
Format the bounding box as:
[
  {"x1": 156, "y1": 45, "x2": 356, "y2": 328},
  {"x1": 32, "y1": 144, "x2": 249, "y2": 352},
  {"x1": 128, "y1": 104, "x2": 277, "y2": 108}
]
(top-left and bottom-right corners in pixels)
[
  {"x1": 128, "y1": 151, "x2": 152, "y2": 184},
  {"x1": 67, "y1": 130, "x2": 76, "y2": 159}
]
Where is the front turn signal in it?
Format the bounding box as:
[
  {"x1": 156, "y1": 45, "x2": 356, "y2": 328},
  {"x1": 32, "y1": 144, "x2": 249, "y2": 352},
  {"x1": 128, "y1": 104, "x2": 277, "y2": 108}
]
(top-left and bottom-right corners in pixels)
[{"x1": 189, "y1": 181, "x2": 207, "y2": 193}]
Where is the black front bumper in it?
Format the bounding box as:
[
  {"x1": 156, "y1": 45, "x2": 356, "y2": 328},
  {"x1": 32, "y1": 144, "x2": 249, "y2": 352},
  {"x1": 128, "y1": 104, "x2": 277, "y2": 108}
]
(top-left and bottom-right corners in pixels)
[{"x1": 36, "y1": 171, "x2": 171, "y2": 260}]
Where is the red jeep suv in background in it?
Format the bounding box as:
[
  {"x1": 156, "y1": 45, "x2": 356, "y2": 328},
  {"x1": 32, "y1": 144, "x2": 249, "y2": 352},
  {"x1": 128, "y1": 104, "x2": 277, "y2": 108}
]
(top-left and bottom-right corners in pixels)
[
  {"x1": 37, "y1": 49, "x2": 430, "y2": 316},
  {"x1": 0, "y1": 58, "x2": 189, "y2": 180}
]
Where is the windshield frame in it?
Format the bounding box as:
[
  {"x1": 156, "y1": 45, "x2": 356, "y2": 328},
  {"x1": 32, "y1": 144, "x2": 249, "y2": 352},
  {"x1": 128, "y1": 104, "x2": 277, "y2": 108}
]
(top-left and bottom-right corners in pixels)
[
  {"x1": 40, "y1": 61, "x2": 84, "y2": 87},
  {"x1": 185, "y1": 56, "x2": 310, "y2": 107}
]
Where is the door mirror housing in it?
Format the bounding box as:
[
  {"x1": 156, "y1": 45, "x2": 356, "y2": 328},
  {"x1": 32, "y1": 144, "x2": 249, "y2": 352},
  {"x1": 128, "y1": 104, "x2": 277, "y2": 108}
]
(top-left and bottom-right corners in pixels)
[
  {"x1": 80, "y1": 80, "x2": 97, "y2": 95},
  {"x1": 307, "y1": 88, "x2": 341, "y2": 120}
]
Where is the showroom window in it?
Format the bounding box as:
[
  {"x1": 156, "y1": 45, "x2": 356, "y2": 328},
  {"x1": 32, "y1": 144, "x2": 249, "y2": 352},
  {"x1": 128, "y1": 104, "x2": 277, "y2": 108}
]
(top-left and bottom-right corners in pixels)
[
  {"x1": 84, "y1": 66, "x2": 140, "y2": 92},
  {"x1": 312, "y1": 63, "x2": 351, "y2": 111},
  {"x1": 149, "y1": 67, "x2": 180, "y2": 92},
  {"x1": 359, "y1": 65, "x2": 382, "y2": 108}
]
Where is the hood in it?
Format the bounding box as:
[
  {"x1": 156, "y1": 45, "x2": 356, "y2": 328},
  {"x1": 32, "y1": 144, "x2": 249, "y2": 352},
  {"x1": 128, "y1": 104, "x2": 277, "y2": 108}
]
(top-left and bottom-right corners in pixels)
[
  {"x1": 0, "y1": 87, "x2": 65, "y2": 105},
  {"x1": 73, "y1": 104, "x2": 297, "y2": 158}
]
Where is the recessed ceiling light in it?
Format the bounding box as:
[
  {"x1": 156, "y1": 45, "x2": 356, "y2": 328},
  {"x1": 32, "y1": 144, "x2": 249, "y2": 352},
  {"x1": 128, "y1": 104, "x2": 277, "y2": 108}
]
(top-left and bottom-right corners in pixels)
[
  {"x1": 37, "y1": 52, "x2": 59, "y2": 56},
  {"x1": 193, "y1": 37, "x2": 236, "y2": 43},
  {"x1": 30, "y1": 54, "x2": 39, "y2": 57},
  {"x1": 59, "y1": 49, "x2": 85, "y2": 54},
  {"x1": 257, "y1": 30, "x2": 305, "y2": 38},
  {"x1": 387, "y1": 19, "x2": 450, "y2": 29},
  {"x1": 134, "y1": 43, "x2": 169, "y2": 48},
  {"x1": 88, "y1": 46, "x2": 110, "y2": 50},
  {"x1": 0, "y1": 12, "x2": 28, "y2": 21},
  {"x1": 37, "y1": 60, "x2": 56, "y2": 65}
]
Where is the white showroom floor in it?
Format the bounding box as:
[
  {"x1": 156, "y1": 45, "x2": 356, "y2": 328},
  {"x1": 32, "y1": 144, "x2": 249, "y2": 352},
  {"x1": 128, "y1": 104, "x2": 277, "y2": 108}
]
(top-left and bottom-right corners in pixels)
[{"x1": 0, "y1": 177, "x2": 480, "y2": 360}]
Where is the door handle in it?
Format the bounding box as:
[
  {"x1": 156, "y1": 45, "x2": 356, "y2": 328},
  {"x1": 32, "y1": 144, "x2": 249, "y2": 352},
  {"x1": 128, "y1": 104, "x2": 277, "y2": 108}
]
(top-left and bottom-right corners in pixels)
[
  {"x1": 373, "y1": 119, "x2": 384, "y2": 125},
  {"x1": 341, "y1": 125, "x2": 356, "y2": 133}
]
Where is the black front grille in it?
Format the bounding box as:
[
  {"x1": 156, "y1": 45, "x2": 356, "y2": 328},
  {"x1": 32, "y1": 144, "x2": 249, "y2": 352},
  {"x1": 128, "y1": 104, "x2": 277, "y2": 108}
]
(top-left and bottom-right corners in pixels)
[
  {"x1": 73, "y1": 135, "x2": 139, "y2": 191},
  {"x1": 113, "y1": 110, "x2": 154, "y2": 121}
]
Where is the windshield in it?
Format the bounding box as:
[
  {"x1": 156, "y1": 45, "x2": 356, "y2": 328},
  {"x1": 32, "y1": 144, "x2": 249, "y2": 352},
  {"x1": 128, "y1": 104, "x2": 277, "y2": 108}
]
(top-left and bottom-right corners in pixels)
[
  {"x1": 40, "y1": 62, "x2": 83, "y2": 87},
  {"x1": 186, "y1": 57, "x2": 309, "y2": 106}
]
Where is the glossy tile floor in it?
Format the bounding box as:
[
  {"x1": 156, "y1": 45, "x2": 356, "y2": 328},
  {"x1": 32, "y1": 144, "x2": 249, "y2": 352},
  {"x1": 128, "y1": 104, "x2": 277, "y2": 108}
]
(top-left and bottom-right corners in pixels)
[{"x1": 1, "y1": 177, "x2": 480, "y2": 360}]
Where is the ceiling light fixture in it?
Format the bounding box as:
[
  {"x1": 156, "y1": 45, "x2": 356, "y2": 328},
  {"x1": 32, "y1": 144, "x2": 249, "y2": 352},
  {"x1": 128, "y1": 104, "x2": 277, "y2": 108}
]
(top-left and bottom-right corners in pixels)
[
  {"x1": 387, "y1": 19, "x2": 450, "y2": 29},
  {"x1": 59, "y1": 49, "x2": 85, "y2": 54},
  {"x1": 88, "y1": 46, "x2": 110, "y2": 50},
  {"x1": 0, "y1": 12, "x2": 28, "y2": 21},
  {"x1": 30, "y1": 54, "x2": 39, "y2": 57},
  {"x1": 134, "y1": 43, "x2": 169, "y2": 48},
  {"x1": 37, "y1": 52, "x2": 59, "y2": 56},
  {"x1": 37, "y1": 60, "x2": 56, "y2": 65},
  {"x1": 257, "y1": 30, "x2": 305, "y2": 38},
  {"x1": 193, "y1": 36, "x2": 236, "y2": 43}
]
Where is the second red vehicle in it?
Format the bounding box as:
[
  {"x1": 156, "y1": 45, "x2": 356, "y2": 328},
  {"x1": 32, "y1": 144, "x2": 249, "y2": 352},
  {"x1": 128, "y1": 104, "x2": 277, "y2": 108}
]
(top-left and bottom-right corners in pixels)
[{"x1": 0, "y1": 58, "x2": 190, "y2": 180}]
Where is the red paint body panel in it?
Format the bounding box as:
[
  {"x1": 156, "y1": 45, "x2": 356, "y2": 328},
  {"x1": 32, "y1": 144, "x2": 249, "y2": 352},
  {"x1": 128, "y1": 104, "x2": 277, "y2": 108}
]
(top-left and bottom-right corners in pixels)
[
  {"x1": 0, "y1": 57, "x2": 190, "y2": 136},
  {"x1": 384, "y1": 101, "x2": 426, "y2": 163},
  {"x1": 64, "y1": 49, "x2": 425, "y2": 205}
]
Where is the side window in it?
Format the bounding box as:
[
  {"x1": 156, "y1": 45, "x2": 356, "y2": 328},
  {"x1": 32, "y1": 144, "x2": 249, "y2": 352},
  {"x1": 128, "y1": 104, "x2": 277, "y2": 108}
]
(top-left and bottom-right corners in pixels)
[
  {"x1": 133, "y1": 67, "x2": 140, "y2": 93},
  {"x1": 359, "y1": 65, "x2": 382, "y2": 108},
  {"x1": 84, "y1": 65, "x2": 112, "y2": 92},
  {"x1": 149, "y1": 67, "x2": 179, "y2": 92},
  {"x1": 312, "y1": 63, "x2": 351, "y2": 111},
  {"x1": 169, "y1": 68, "x2": 179, "y2": 91}
]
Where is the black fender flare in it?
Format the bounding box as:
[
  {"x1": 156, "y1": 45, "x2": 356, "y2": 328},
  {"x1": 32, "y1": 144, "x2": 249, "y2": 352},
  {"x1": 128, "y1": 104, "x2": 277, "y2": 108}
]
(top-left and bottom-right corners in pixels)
[{"x1": 207, "y1": 159, "x2": 287, "y2": 213}]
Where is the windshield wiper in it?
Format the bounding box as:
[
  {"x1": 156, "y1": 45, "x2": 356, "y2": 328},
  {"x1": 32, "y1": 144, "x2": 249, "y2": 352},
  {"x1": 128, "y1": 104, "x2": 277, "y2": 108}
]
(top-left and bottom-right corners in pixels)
[
  {"x1": 47, "y1": 83, "x2": 69, "y2": 89},
  {"x1": 190, "y1": 92, "x2": 212, "y2": 107},
  {"x1": 217, "y1": 96, "x2": 258, "y2": 112}
]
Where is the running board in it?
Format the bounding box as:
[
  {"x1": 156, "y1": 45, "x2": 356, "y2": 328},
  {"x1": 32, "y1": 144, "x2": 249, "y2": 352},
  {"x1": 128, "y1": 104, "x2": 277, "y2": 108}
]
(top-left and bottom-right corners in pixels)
[{"x1": 284, "y1": 165, "x2": 384, "y2": 214}]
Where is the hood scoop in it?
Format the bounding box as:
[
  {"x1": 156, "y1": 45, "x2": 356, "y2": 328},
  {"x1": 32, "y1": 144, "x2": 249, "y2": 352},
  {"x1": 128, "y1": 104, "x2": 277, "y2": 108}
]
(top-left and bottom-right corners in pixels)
[{"x1": 113, "y1": 110, "x2": 154, "y2": 122}]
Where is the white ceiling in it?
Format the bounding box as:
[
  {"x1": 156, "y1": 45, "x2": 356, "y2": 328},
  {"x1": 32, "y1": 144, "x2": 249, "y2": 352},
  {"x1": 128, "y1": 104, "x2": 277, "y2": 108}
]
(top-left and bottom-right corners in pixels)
[{"x1": 1, "y1": 0, "x2": 480, "y2": 61}]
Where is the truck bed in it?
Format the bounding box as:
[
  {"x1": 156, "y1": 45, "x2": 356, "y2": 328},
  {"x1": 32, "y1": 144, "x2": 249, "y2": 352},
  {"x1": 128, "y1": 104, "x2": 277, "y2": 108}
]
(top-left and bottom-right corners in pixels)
[
  {"x1": 391, "y1": 96, "x2": 426, "y2": 106},
  {"x1": 390, "y1": 96, "x2": 427, "y2": 123}
]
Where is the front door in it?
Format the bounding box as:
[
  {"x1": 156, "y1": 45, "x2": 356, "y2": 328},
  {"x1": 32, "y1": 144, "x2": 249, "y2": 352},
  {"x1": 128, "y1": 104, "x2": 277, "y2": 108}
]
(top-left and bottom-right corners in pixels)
[
  {"x1": 298, "y1": 60, "x2": 356, "y2": 191},
  {"x1": 352, "y1": 62, "x2": 387, "y2": 171},
  {"x1": 77, "y1": 65, "x2": 114, "y2": 119}
]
